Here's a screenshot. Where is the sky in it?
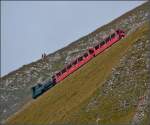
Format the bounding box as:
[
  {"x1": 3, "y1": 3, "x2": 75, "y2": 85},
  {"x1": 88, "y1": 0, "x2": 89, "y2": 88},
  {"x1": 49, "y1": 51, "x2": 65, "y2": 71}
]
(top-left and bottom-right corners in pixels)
[{"x1": 1, "y1": 1, "x2": 145, "y2": 77}]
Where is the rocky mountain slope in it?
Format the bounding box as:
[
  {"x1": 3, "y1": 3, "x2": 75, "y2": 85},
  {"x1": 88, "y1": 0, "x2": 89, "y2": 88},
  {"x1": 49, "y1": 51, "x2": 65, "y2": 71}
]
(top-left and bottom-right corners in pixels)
[
  {"x1": 65, "y1": 23, "x2": 150, "y2": 125},
  {"x1": 1, "y1": 2, "x2": 150, "y2": 124},
  {"x1": 6, "y1": 20, "x2": 150, "y2": 125}
]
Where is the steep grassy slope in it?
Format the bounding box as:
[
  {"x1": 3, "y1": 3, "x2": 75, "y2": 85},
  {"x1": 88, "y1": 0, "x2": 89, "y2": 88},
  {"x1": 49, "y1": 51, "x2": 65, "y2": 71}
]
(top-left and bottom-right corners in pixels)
[
  {"x1": 1, "y1": 2, "x2": 149, "y2": 123},
  {"x1": 65, "y1": 22, "x2": 150, "y2": 125},
  {"x1": 6, "y1": 21, "x2": 150, "y2": 125}
]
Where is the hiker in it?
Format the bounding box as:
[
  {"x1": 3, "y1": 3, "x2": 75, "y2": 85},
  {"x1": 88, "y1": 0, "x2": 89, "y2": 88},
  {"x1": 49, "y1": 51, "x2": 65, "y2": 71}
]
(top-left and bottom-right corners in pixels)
[{"x1": 44, "y1": 53, "x2": 47, "y2": 59}]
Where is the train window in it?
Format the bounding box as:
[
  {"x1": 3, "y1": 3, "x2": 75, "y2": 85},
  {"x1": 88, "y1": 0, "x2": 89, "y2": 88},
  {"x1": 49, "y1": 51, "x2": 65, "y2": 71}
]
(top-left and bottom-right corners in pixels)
[
  {"x1": 78, "y1": 56, "x2": 83, "y2": 62},
  {"x1": 38, "y1": 84, "x2": 42, "y2": 87},
  {"x1": 95, "y1": 44, "x2": 99, "y2": 50},
  {"x1": 52, "y1": 75, "x2": 55, "y2": 79},
  {"x1": 89, "y1": 49, "x2": 94, "y2": 54},
  {"x1": 84, "y1": 53, "x2": 88, "y2": 58},
  {"x1": 56, "y1": 72, "x2": 61, "y2": 77},
  {"x1": 111, "y1": 33, "x2": 115, "y2": 38},
  {"x1": 116, "y1": 30, "x2": 120, "y2": 34},
  {"x1": 72, "y1": 60, "x2": 77, "y2": 65},
  {"x1": 52, "y1": 77, "x2": 56, "y2": 83},
  {"x1": 32, "y1": 86, "x2": 36, "y2": 91},
  {"x1": 52, "y1": 75, "x2": 56, "y2": 82},
  {"x1": 105, "y1": 37, "x2": 110, "y2": 43},
  {"x1": 100, "y1": 41, "x2": 105, "y2": 46},
  {"x1": 67, "y1": 64, "x2": 72, "y2": 69},
  {"x1": 62, "y1": 68, "x2": 66, "y2": 74},
  {"x1": 120, "y1": 31, "x2": 124, "y2": 34}
]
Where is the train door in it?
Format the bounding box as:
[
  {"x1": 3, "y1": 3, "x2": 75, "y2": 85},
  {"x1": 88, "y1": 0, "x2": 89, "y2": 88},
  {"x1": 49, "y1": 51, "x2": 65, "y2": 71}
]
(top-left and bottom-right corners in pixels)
[
  {"x1": 116, "y1": 30, "x2": 125, "y2": 39},
  {"x1": 88, "y1": 48, "x2": 95, "y2": 57},
  {"x1": 52, "y1": 75, "x2": 57, "y2": 83}
]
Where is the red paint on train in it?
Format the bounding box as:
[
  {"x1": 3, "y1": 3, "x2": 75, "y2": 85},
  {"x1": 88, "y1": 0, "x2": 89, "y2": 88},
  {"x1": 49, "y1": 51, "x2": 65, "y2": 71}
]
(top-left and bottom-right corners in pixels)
[{"x1": 52, "y1": 29, "x2": 125, "y2": 83}]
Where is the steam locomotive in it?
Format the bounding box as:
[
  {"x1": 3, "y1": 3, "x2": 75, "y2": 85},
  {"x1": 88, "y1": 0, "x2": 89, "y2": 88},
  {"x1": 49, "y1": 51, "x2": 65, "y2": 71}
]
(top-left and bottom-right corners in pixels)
[{"x1": 31, "y1": 29, "x2": 125, "y2": 99}]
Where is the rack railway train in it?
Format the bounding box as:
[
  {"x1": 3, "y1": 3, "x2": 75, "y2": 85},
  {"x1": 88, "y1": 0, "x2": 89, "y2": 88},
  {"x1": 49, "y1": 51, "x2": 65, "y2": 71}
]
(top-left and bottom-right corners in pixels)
[{"x1": 32, "y1": 29, "x2": 125, "y2": 99}]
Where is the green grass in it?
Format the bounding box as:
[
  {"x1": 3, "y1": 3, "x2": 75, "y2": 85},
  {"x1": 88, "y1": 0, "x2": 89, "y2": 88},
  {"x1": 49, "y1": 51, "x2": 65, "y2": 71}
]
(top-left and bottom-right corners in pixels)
[{"x1": 6, "y1": 22, "x2": 149, "y2": 125}]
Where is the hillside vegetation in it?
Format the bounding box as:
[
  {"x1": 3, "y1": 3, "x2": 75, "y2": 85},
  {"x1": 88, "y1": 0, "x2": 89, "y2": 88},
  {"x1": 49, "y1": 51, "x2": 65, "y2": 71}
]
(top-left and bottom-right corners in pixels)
[
  {"x1": 1, "y1": 2, "x2": 149, "y2": 124},
  {"x1": 6, "y1": 20, "x2": 150, "y2": 125}
]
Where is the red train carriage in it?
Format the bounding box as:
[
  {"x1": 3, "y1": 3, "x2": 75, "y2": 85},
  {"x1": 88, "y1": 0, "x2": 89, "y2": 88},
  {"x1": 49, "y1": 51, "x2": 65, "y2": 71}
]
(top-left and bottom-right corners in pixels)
[
  {"x1": 52, "y1": 29, "x2": 125, "y2": 84},
  {"x1": 52, "y1": 48, "x2": 95, "y2": 83},
  {"x1": 32, "y1": 29, "x2": 125, "y2": 99},
  {"x1": 93, "y1": 30, "x2": 125, "y2": 56}
]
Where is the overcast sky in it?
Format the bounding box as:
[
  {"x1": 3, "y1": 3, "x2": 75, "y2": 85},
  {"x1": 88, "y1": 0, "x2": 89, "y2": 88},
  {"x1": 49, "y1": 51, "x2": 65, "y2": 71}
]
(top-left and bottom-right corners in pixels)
[{"x1": 1, "y1": 1, "x2": 145, "y2": 77}]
